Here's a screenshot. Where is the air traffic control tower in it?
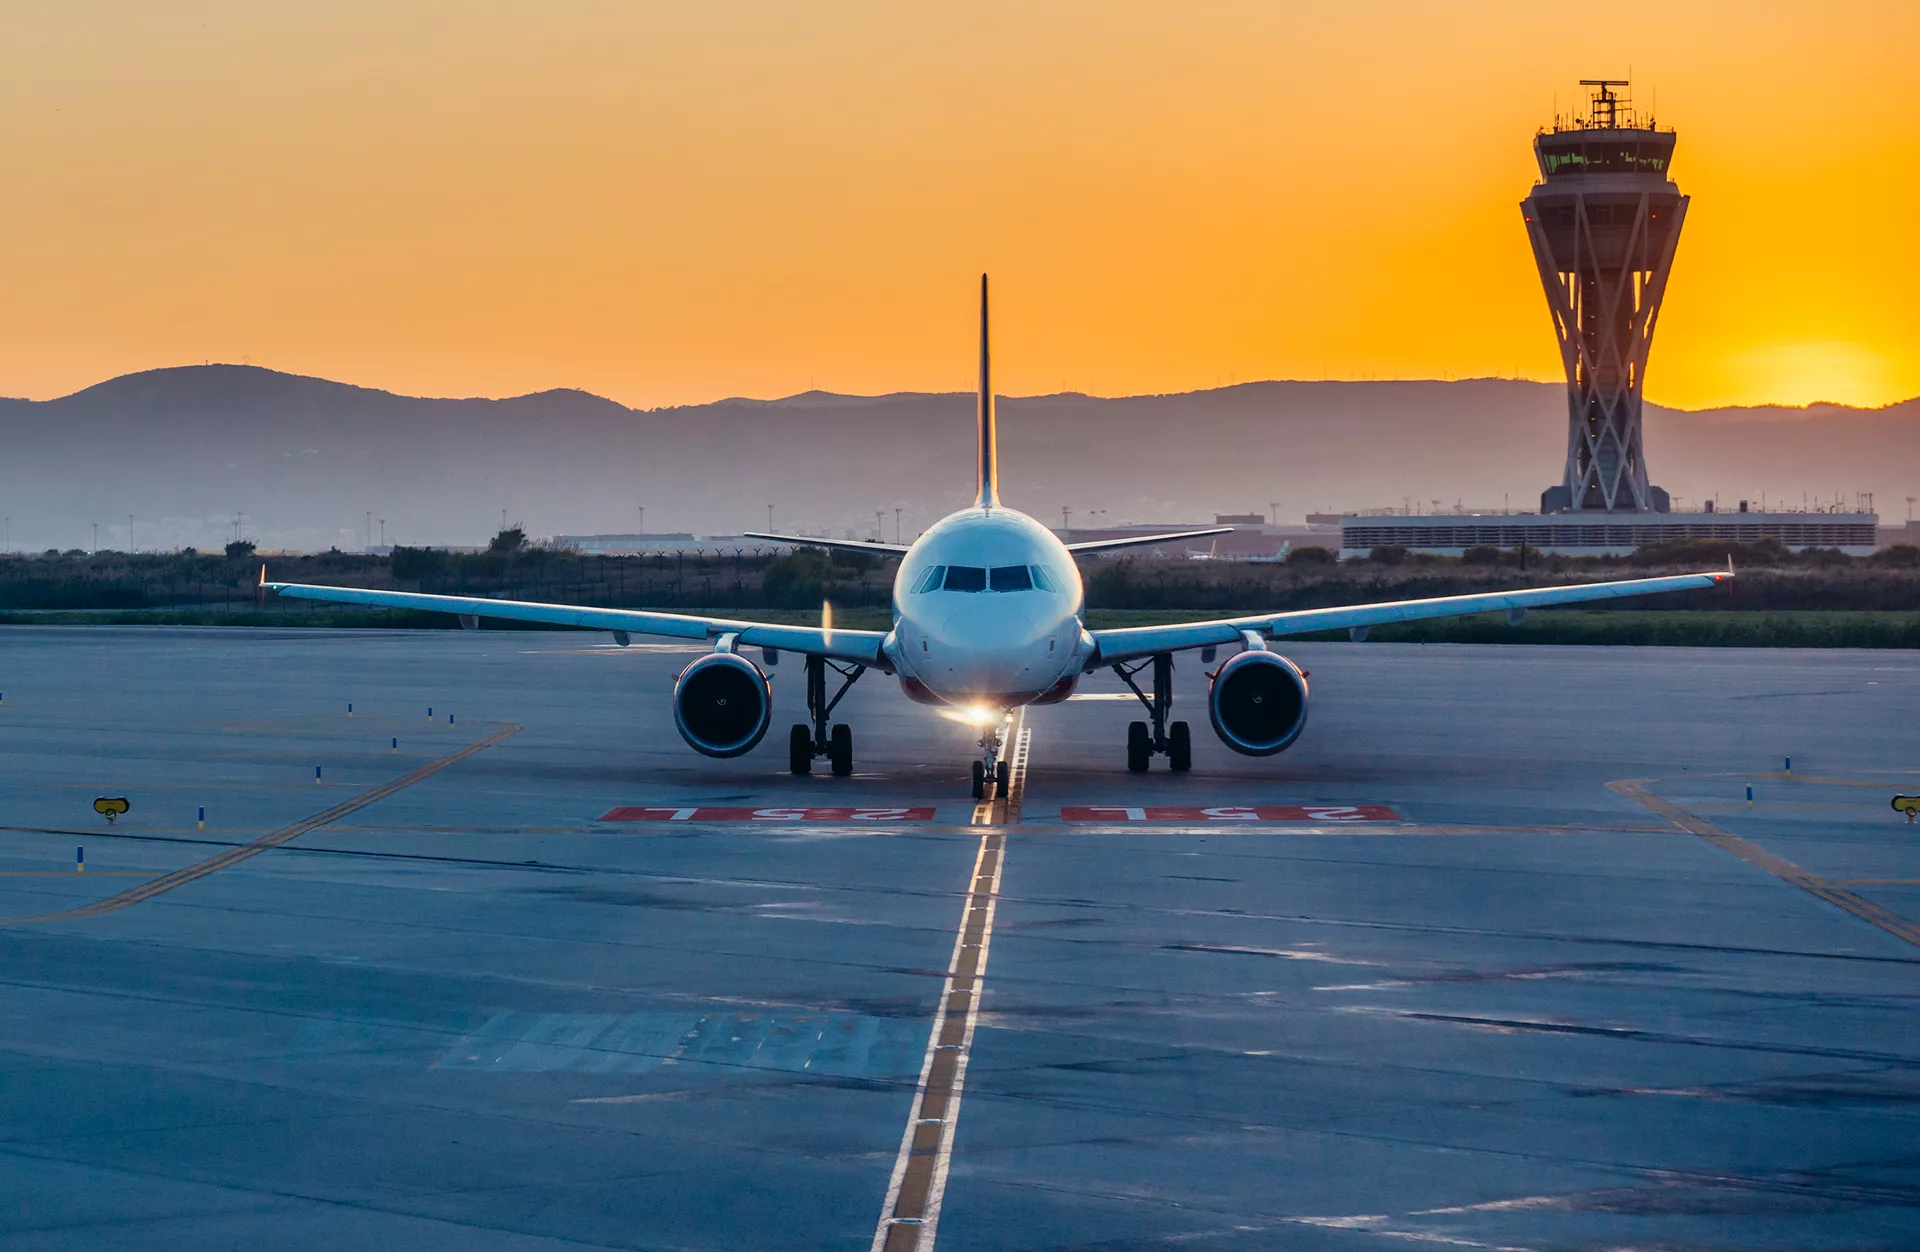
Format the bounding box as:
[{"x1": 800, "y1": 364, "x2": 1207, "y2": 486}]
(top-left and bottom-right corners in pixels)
[
  {"x1": 1523, "y1": 80, "x2": 1685, "y2": 514},
  {"x1": 1337, "y1": 83, "x2": 1878, "y2": 558}
]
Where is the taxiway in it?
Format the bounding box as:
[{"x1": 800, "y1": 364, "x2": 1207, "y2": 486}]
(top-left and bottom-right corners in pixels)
[{"x1": 0, "y1": 627, "x2": 1915, "y2": 1250}]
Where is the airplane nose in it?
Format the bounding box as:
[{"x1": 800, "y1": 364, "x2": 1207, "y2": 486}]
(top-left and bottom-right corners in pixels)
[
  {"x1": 930, "y1": 604, "x2": 1044, "y2": 693},
  {"x1": 942, "y1": 603, "x2": 1037, "y2": 648}
]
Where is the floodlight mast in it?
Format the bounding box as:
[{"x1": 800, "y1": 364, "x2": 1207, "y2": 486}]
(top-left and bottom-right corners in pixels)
[{"x1": 1524, "y1": 78, "x2": 1687, "y2": 514}]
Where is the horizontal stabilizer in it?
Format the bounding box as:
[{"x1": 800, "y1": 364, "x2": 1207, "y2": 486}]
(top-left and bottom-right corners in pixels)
[
  {"x1": 742, "y1": 532, "x2": 910, "y2": 556},
  {"x1": 1064, "y1": 527, "x2": 1234, "y2": 554}
]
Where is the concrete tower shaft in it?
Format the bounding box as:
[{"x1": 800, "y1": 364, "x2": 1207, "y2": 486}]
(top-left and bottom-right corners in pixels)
[{"x1": 1523, "y1": 81, "x2": 1687, "y2": 513}]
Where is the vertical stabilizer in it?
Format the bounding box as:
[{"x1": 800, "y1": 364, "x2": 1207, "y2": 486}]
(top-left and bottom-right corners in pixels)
[{"x1": 975, "y1": 273, "x2": 999, "y2": 508}]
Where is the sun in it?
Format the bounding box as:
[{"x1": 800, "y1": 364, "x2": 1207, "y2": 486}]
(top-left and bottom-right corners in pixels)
[{"x1": 1720, "y1": 342, "x2": 1897, "y2": 409}]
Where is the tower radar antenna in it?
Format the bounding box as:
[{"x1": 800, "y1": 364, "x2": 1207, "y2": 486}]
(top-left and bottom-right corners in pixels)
[{"x1": 1577, "y1": 79, "x2": 1633, "y2": 128}]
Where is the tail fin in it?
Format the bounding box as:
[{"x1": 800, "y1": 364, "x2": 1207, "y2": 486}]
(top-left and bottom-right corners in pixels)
[{"x1": 975, "y1": 273, "x2": 999, "y2": 508}]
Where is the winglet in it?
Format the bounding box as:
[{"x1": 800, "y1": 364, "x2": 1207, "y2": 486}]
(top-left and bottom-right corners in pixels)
[{"x1": 975, "y1": 273, "x2": 999, "y2": 509}]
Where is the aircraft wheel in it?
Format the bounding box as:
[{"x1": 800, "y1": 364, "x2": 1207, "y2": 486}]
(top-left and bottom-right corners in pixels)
[
  {"x1": 1168, "y1": 721, "x2": 1192, "y2": 772},
  {"x1": 788, "y1": 724, "x2": 812, "y2": 775},
  {"x1": 829, "y1": 724, "x2": 853, "y2": 776},
  {"x1": 971, "y1": 760, "x2": 986, "y2": 799},
  {"x1": 1126, "y1": 721, "x2": 1151, "y2": 772},
  {"x1": 997, "y1": 759, "x2": 1010, "y2": 792}
]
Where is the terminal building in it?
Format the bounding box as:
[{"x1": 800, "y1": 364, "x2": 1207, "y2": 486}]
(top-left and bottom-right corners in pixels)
[
  {"x1": 1340, "y1": 509, "x2": 1880, "y2": 558},
  {"x1": 1339, "y1": 80, "x2": 1876, "y2": 559}
]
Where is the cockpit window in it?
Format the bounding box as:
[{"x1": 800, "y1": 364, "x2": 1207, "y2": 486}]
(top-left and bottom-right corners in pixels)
[{"x1": 917, "y1": 563, "x2": 1055, "y2": 593}]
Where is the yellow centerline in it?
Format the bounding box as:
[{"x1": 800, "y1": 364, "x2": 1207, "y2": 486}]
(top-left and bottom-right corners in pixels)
[{"x1": 871, "y1": 827, "x2": 1007, "y2": 1251}]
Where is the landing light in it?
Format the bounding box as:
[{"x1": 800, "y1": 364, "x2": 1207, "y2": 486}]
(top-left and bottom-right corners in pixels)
[{"x1": 939, "y1": 703, "x2": 1002, "y2": 727}]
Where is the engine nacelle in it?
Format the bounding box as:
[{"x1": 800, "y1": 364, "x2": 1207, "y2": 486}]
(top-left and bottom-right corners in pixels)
[
  {"x1": 673, "y1": 652, "x2": 772, "y2": 757},
  {"x1": 1207, "y1": 649, "x2": 1310, "y2": 756}
]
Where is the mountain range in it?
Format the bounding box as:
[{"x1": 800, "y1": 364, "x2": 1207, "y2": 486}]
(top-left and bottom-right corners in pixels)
[{"x1": 0, "y1": 365, "x2": 1913, "y2": 552}]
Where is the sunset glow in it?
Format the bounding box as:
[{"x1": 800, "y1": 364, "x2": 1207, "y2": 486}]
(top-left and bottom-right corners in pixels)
[{"x1": 0, "y1": 1, "x2": 1914, "y2": 410}]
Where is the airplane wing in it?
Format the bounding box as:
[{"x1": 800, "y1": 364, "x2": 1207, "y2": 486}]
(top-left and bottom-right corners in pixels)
[
  {"x1": 1089, "y1": 568, "x2": 1732, "y2": 667},
  {"x1": 742, "y1": 532, "x2": 910, "y2": 556},
  {"x1": 264, "y1": 577, "x2": 890, "y2": 668},
  {"x1": 1064, "y1": 527, "x2": 1234, "y2": 554}
]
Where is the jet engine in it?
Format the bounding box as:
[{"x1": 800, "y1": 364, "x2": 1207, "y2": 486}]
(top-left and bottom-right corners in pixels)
[
  {"x1": 673, "y1": 652, "x2": 772, "y2": 757},
  {"x1": 1207, "y1": 650, "x2": 1309, "y2": 756}
]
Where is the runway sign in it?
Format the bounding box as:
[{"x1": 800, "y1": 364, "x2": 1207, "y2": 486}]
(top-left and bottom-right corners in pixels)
[
  {"x1": 601, "y1": 806, "x2": 937, "y2": 823},
  {"x1": 1059, "y1": 805, "x2": 1400, "y2": 823}
]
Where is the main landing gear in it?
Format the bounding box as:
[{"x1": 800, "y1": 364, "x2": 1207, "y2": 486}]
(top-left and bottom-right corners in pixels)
[
  {"x1": 789, "y1": 654, "x2": 865, "y2": 777},
  {"x1": 1112, "y1": 652, "x2": 1191, "y2": 773},
  {"x1": 970, "y1": 719, "x2": 1012, "y2": 801}
]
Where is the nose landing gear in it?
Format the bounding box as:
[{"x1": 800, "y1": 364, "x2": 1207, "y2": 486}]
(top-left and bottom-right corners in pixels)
[
  {"x1": 788, "y1": 654, "x2": 865, "y2": 777},
  {"x1": 970, "y1": 719, "x2": 1012, "y2": 799},
  {"x1": 1114, "y1": 652, "x2": 1191, "y2": 773}
]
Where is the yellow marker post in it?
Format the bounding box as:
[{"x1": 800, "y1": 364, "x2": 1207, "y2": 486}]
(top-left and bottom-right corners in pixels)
[
  {"x1": 1894, "y1": 796, "x2": 1920, "y2": 825},
  {"x1": 92, "y1": 797, "x2": 130, "y2": 824},
  {"x1": 75, "y1": 846, "x2": 83, "y2": 875}
]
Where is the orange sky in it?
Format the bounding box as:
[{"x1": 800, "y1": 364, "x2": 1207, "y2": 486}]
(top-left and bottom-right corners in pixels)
[{"x1": 1, "y1": 2, "x2": 1914, "y2": 410}]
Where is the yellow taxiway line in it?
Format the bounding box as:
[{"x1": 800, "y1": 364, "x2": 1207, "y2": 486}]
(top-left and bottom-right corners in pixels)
[
  {"x1": 1, "y1": 723, "x2": 521, "y2": 926},
  {"x1": 1611, "y1": 777, "x2": 1920, "y2": 951}
]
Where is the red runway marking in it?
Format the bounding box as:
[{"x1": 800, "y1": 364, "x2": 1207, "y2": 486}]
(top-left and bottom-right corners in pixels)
[
  {"x1": 1058, "y1": 804, "x2": 1400, "y2": 823},
  {"x1": 599, "y1": 805, "x2": 937, "y2": 823}
]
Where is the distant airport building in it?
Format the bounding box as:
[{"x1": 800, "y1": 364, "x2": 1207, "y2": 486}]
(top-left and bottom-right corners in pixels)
[
  {"x1": 1524, "y1": 80, "x2": 1685, "y2": 515},
  {"x1": 1340, "y1": 508, "x2": 1880, "y2": 559},
  {"x1": 1336, "y1": 82, "x2": 1878, "y2": 559}
]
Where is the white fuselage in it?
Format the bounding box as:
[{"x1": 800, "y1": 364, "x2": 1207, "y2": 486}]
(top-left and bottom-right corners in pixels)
[{"x1": 884, "y1": 506, "x2": 1090, "y2": 709}]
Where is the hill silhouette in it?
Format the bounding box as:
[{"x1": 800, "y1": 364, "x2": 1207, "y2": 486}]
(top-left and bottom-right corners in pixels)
[{"x1": 0, "y1": 364, "x2": 1912, "y2": 552}]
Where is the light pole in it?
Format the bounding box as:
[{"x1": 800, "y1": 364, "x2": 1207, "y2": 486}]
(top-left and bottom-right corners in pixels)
[
  {"x1": 767, "y1": 504, "x2": 774, "y2": 532},
  {"x1": 92, "y1": 522, "x2": 98, "y2": 554},
  {"x1": 1268, "y1": 501, "x2": 1277, "y2": 527},
  {"x1": 637, "y1": 505, "x2": 645, "y2": 537},
  {"x1": 1061, "y1": 506, "x2": 1071, "y2": 542},
  {"x1": 128, "y1": 513, "x2": 134, "y2": 553},
  {"x1": 365, "y1": 511, "x2": 372, "y2": 551},
  {"x1": 894, "y1": 507, "x2": 902, "y2": 544},
  {"x1": 875, "y1": 510, "x2": 884, "y2": 542},
  {"x1": 378, "y1": 519, "x2": 385, "y2": 547}
]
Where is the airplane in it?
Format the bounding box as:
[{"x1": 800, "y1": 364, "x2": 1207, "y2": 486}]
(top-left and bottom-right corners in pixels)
[{"x1": 266, "y1": 276, "x2": 1732, "y2": 799}]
